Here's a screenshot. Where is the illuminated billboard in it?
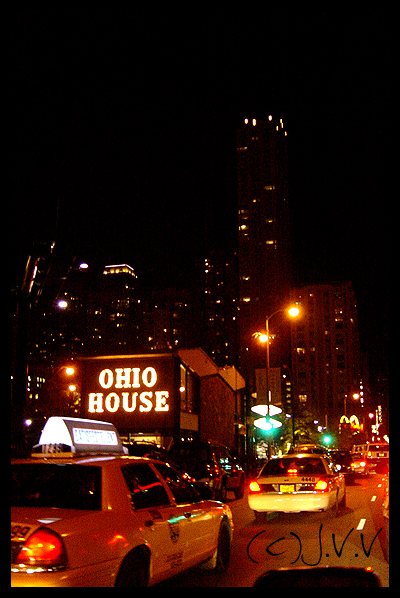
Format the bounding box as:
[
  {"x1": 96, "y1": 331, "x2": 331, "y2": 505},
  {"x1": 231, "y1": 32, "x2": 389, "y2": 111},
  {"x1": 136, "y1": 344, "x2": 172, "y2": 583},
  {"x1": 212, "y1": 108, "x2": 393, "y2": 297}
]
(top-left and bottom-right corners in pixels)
[{"x1": 80, "y1": 355, "x2": 178, "y2": 432}]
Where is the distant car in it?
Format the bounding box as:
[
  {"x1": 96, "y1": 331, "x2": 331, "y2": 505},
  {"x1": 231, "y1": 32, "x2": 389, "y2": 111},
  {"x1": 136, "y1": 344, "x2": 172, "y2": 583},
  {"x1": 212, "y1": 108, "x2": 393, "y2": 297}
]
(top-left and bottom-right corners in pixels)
[
  {"x1": 350, "y1": 452, "x2": 367, "y2": 476},
  {"x1": 328, "y1": 449, "x2": 353, "y2": 476},
  {"x1": 365, "y1": 443, "x2": 389, "y2": 474},
  {"x1": 169, "y1": 440, "x2": 246, "y2": 500},
  {"x1": 11, "y1": 417, "x2": 233, "y2": 587},
  {"x1": 248, "y1": 454, "x2": 346, "y2": 518}
]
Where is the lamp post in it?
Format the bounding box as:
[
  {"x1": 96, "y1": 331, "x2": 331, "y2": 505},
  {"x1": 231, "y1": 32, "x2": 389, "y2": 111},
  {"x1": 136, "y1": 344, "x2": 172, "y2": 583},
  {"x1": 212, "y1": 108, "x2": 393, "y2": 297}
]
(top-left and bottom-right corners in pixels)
[{"x1": 253, "y1": 306, "x2": 300, "y2": 456}]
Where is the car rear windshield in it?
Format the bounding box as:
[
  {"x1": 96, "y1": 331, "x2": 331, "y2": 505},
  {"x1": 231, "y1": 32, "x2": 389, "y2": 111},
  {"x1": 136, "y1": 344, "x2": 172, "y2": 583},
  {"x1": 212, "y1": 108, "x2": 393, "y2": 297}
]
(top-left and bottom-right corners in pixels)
[
  {"x1": 261, "y1": 457, "x2": 327, "y2": 476},
  {"x1": 369, "y1": 445, "x2": 389, "y2": 452},
  {"x1": 11, "y1": 463, "x2": 102, "y2": 510}
]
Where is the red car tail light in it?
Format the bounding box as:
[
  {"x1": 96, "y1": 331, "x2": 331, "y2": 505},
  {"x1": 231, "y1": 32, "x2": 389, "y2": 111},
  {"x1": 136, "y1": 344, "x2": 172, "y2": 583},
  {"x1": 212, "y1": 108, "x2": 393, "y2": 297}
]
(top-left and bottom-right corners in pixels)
[
  {"x1": 249, "y1": 480, "x2": 261, "y2": 493},
  {"x1": 314, "y1": 479, "x2": 329, "y2": 492},
  {"x1": 14, "y1": 528, "x2": 67, "y2": 568}
]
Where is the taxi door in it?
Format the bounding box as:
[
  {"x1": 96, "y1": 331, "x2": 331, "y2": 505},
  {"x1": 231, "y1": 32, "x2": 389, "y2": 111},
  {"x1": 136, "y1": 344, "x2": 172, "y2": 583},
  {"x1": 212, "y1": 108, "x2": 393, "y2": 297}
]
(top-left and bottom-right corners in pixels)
[
  {"x1": 121, "y1": 463, "x2": 187, "y2": 578},
  {"x1": 152, "y1": 463, "x2": 216, "y2": 566}
]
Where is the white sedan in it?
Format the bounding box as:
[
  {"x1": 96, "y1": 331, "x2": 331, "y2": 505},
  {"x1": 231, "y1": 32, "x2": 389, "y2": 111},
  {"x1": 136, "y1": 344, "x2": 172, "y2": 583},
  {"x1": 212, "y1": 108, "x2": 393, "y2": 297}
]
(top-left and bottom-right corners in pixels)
[
  {"x1": 248, "y1": 454, "x2": 346, "y2": 517},
  {"x1": 11, "y1": 417, "x2": 233, "y2": 587}
]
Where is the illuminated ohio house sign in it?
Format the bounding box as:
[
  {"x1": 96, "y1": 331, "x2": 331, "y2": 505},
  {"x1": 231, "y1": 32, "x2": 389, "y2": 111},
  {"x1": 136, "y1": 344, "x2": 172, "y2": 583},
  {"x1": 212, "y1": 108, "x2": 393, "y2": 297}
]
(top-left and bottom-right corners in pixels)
[{"x1": 80, "y1": 355, "x2": 178, "y2": 433}]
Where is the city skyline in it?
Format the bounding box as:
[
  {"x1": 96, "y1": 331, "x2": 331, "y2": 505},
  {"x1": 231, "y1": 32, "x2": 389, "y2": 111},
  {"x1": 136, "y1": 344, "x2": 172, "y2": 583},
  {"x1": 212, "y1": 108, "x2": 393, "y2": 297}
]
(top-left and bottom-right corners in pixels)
[{"x1": 11, "y1": 12, "x2": 389, "y2": 392}]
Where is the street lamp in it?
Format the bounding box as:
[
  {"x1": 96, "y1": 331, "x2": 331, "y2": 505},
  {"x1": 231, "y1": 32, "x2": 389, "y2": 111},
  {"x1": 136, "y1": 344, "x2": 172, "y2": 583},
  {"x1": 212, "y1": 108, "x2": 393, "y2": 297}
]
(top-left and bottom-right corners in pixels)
[{"x1": 253, "y1": 306, "x2": 300, "y2": 454}]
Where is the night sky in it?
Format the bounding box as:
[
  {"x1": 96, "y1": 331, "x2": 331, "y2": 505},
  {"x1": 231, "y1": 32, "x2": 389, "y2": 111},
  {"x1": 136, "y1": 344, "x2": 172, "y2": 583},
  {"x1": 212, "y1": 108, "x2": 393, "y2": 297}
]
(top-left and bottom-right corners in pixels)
[{"x1": 11, "y1": 10, "x2": 389, "y2": 385}]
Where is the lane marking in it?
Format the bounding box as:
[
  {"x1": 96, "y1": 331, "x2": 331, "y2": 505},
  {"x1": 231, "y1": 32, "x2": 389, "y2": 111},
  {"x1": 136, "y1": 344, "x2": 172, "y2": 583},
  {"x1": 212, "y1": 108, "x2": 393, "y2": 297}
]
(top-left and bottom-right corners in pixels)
[
  {"x1": 357, "y1": 518, "x2": 366, "y2": 530},
  {"x1": 371, "y1": 495, "x2": 377, "y2": 502}
]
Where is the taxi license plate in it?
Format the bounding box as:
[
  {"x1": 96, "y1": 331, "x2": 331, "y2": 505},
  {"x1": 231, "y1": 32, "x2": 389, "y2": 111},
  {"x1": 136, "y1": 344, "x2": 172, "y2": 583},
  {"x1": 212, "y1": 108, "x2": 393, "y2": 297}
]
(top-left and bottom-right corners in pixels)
[
  {"x1": 378, "y1": 453, "x2": 386, "y2": 457},
  {"x1": 280, "y1": 484, "x2": 295, "y2": 493}
]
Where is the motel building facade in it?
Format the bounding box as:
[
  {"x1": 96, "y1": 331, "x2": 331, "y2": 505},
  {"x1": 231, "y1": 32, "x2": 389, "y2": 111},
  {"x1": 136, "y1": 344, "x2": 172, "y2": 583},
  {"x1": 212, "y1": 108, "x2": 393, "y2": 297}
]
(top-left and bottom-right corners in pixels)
[{"x1": 78, "y1": 348, "x2": 246, "y2": 454}]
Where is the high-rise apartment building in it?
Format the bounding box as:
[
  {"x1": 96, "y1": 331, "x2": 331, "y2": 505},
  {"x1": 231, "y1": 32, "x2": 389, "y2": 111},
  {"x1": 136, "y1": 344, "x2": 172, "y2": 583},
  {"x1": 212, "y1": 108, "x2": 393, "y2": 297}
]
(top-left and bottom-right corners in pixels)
[
  {"x1": 142, "y1": 287, "x2": 197, "y2": 352},
  {"x1": 237, "y1": 117, "x2": 292, "y2": 378},
  {"x1": 202, "y1": 250, "x2": 238, "y2": 366},
  {"x1": 290, "y1": 281, "x2": 363, "y2": 433}
]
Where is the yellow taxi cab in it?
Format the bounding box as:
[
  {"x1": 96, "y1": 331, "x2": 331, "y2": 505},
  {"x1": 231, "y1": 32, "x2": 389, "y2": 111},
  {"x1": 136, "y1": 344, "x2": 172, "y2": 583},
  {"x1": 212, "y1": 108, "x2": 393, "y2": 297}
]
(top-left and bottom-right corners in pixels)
[
  {"x1": 11, "y1": 417, "x2": 233, "y2": 587},
  {"x1": 248, "y1": 454, "x2": 346, "y2": 518}
]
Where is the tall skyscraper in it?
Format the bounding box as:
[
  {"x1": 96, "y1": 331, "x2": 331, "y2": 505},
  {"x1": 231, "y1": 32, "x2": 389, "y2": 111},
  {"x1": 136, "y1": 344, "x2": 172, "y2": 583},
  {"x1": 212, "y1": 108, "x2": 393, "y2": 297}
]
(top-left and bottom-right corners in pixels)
[{"x1": 236, "y1": 117, "x2": 292, "y2": 379}]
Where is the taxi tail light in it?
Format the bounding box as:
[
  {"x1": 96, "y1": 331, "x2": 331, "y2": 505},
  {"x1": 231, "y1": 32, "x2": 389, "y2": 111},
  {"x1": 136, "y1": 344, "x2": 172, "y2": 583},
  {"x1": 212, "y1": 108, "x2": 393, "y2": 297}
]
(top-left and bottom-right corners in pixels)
[
  {"x1": 314, "y1": 479, "x2": 329, "y2": 492},
  {"x1": 15, "y1": 528, "x2": 67, "y2": 568},
  {"x1": 249, "y1": 480, "x2": 261, "y2": 493}
]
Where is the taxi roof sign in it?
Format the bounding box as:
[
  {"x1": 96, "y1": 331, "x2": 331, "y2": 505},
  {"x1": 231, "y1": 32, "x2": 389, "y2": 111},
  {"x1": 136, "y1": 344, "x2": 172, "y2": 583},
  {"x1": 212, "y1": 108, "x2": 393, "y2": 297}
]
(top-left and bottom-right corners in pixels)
[{"x1": 32, "y1": 416, "x2": 127, "y2": 457}]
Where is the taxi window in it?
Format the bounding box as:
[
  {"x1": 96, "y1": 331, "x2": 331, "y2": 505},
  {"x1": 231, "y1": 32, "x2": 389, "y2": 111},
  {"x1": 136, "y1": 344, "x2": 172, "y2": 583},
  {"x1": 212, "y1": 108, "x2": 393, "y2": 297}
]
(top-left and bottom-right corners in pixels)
[
  {"x1": 261, "y1": 458, "x2": 327, "y2": 476},
  {"x1": 121, "y1": 463, "x2": 170, "y2": 510},
  {"x1": 11, "y1": 464, "x2": 102, "y2": 510},
  {"x1": 153, "y1": 463, "x2": 200, "y2": 504}
]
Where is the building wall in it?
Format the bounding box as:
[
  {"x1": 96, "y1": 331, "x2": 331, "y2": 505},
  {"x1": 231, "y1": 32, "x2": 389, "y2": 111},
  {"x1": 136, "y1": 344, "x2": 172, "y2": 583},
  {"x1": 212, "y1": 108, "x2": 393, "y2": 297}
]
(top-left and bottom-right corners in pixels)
[{"x1": 199, "y1": 375, "x2": 236, "y2": 449}]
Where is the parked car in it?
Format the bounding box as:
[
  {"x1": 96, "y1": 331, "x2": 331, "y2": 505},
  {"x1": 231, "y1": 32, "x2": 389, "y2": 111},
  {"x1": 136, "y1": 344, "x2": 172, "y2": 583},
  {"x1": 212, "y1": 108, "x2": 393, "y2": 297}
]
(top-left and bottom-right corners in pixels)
[
  {"x1": 169, "y1": 440, "x2": 245, "y2": 500},
  {"x1": 123, "y1": 441, "x2": 169, "y2": 462}
]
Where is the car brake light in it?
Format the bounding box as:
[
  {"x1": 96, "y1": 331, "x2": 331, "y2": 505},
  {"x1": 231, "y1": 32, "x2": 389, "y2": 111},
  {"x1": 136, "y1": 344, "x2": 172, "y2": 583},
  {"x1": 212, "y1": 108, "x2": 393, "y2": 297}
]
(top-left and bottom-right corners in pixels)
[
  {"x1": 249, "y1": 480, "x2": 261, "y2": 492},
  {"x1": 287, "y1": 468, "x2": 298, "y2": 476},
  {"x1": 15, "y1": 528, "x2": 67, "y2": 568},
  {"x1": 314, "y1": 479, "x2": 329, "y2": 492}
]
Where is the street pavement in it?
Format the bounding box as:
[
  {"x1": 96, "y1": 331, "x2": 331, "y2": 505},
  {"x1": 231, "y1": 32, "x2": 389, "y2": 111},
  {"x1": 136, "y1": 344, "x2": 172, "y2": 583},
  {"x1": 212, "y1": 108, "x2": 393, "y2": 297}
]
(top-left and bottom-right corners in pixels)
[{"x1": 157, "y1": 472, "x2": 389, "y2": 587}]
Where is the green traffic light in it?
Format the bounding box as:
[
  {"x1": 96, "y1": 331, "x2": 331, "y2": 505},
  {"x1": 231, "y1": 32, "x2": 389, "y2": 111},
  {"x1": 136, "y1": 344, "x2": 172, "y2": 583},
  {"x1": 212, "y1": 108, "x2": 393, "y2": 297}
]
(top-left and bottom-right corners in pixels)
[{"x1": 323, "y1": 435, "x2": 332, "y2": 445}]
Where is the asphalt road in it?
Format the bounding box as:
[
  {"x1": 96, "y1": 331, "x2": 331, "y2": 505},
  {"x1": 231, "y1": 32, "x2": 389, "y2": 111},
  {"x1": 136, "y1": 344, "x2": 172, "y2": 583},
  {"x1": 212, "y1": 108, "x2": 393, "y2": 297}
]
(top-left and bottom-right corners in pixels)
[{"x1": 157, "y1": 473, "x2": 389, "y2": 587}]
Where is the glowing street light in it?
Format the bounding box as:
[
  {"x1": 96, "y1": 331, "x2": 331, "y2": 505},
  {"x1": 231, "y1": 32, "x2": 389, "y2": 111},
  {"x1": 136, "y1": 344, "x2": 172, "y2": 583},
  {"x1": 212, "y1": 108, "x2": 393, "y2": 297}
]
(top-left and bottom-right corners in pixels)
[
  {"x1": 254, "y1": 417, "x2": 282, "y2": 431},
  {"x1": 57, "y1": 299, "x2": 68, "y2": 309},
  {"x1": 252, "y1": 404, "x2": 282, "y2": 417},
  {"x1": 252, "y1": 305, "x2": 300, "y2": 456},
  {"x1": 65, "y1": 367, "x2": 75, "y2": 376}
]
